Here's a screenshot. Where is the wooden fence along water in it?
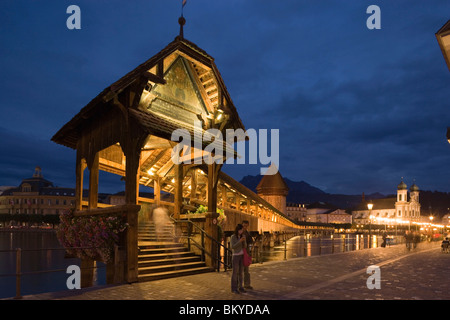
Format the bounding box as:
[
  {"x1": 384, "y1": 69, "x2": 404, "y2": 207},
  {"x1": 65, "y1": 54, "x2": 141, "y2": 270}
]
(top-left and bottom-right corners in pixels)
[{"x1": 0, "y1": 232, "x2": 404, "y2": 299}]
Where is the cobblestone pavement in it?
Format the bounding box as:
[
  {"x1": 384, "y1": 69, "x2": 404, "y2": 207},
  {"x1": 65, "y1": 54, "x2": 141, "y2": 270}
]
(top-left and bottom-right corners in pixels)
[{"x1": 14, "y1": 241, "x2": 450, "y2": 301}]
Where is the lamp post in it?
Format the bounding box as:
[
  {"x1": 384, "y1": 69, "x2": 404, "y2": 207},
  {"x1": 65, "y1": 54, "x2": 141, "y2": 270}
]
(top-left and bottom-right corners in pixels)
[
  {"x1": 368, "y1": 202, "x2": 374, "y2": 248},
  {"x1": 429, "y1": 215, "x2": 434, "y2": 241}
]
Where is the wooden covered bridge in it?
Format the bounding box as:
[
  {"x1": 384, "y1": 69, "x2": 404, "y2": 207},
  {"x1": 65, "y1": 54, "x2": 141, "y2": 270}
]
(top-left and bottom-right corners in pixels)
[{"x1": 52, "y1": 19, "x2": 331, "y2": 286}]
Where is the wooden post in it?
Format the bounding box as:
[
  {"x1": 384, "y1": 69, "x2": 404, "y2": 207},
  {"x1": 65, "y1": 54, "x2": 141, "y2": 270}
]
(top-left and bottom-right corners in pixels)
[
  {"x1": 15, "y1": 248, "x2": 21, "y2": 299},
  {"x1": 80, "y1": 258, "x2": 95, "y2": 288},
  {"x1": 75, "y1": 149, "x2": 86, "y2": 211},
  {"x1": 190, "y1": 169, "x2": 197, "y2": 201},
  {"x1": 174, "y1": 164, "x2": 183, "y2": 219},
  {"x1": 124, "y1": 147, "x2": 141, "y2": 283},
  {"x1": 205, "y1": 163, "x2": 220, "y2": 269},
  {"x1": 154, "y1": 177, "x2": 161, "y2": 206},
  {"x1": 221, "y1": 185, "x2": 227, "y2": 208},
  {"x1": 235, "y1": 194, "x2": 240, "y2": 211}
]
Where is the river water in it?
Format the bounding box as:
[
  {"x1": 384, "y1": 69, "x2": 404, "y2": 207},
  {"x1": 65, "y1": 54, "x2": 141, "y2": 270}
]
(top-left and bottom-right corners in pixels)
[
  {"x1": 0, "y1": 231, "x2": 400, "y2": 299},
  {"x1": 0, "y1": 230, "x2": 106, "y2": 299},
  {"x1": 254, "y1": 234, "x2": 401, "y2": 262}
]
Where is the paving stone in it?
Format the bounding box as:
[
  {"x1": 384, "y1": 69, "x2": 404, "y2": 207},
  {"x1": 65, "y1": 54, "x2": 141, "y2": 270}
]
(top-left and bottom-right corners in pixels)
[{"x1": 8, "y1": 241, "x2": 449, "y2": 301}]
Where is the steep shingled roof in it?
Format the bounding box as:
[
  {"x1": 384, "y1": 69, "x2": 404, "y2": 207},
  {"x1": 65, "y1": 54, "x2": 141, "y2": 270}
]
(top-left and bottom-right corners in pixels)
[
  {"x1": 52, "y1": 35, "x2": 245, "y2": 149},
  {"x1": 256, "y1": 166, "x2": 289, "y2": 196}
]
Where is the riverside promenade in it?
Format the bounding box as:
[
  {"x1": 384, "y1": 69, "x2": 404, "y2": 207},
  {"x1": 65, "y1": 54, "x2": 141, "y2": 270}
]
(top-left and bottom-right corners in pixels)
[{"x1": 12, "y1": 241, "x2": 449, "y2": 301}]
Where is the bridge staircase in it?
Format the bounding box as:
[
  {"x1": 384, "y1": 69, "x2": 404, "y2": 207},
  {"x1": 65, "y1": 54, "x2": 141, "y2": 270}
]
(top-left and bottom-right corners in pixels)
[{"x1": 137, "y1": 221, "x2": 212, "y2": 281}]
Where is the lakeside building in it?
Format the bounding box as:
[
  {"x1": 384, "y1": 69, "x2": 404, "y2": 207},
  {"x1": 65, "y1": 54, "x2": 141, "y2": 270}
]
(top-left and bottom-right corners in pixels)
[
  {"x1": 352, "y1": 180, "x2": 421, "y2": 226},
  {"x1": 0, "y1": 167, "x2": 75, "y2": 215},
  {"x1": 286, "y1": 202, "x2": 351, "y2": 224},
  {"x1": 0, "y1": 166, "x2": 109, "y2": 217},
  {"x1": 286, "y1": 203, "x2": 307, "y2": 222},
  {"x1": 305, "y1": 202, "x2": 352, "y2": 224}
]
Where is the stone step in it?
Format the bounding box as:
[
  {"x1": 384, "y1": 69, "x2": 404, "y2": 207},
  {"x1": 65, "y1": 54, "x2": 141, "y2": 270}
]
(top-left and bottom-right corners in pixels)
[
  {"x1": 137, "y1": 266, "x2": 212, "y2": 282},
  {"x1": 139, "y1": 260, "x2": 207, "y2": 274},
  {"x1": 137, "y1": 222, "x2": 211, "y2": 282},
  {"x1": 138, "y1": 255, "x2": 202, "y2": 268},
  {"x1": 138, "y1": 250, "x2": 194, "y2": 260}
]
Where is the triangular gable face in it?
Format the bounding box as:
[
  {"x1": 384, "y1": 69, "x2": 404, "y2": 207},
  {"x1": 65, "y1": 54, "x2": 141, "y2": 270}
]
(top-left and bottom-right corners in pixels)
[{"x1": 142, "y1": 55, "x2": 209, "y2": 127}]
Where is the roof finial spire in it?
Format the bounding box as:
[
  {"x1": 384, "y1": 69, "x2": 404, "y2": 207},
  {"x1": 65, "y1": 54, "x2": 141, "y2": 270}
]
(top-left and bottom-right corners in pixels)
[
  {"x1": 178, "y1": 16, "x2": 186, "y2": 39},
  {"x1": 179, "y1": 0, "x2": 187, "y2": 39}
]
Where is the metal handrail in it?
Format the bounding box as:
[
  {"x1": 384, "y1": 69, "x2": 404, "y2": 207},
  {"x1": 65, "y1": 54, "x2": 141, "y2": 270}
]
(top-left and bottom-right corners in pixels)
[{"x1": 171, "y1": 217, "x2": 233, "y2": 271}]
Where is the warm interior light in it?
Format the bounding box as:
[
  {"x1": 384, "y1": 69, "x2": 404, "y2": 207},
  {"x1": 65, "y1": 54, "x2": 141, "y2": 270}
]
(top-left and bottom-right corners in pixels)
[
  {"x1": 367, "y1": 203, "x2": 374, "y2": 210},
  {"x1": 215, "y1": 109, "x2": 224, "y2": 121}
]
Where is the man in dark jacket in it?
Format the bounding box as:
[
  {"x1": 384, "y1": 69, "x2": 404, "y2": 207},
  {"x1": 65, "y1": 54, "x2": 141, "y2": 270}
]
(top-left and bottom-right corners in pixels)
[{"x1": 242, "y1": 220, "x2": 253, "y2": 289}]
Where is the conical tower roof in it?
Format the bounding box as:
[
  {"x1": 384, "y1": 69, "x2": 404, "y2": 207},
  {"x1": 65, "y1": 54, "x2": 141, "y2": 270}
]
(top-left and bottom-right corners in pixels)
[{"x1": 256, "y1": 166, "x2": 289, "y2": 196}]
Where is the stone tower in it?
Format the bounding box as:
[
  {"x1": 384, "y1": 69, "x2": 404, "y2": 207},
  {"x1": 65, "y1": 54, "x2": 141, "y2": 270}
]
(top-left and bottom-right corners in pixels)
[
  {"x1": 256, "y1": 167, "x2": 289, "y2": 215},
  {"x1": 395, "y1": 179, "x2": 408, "y2": 218}
]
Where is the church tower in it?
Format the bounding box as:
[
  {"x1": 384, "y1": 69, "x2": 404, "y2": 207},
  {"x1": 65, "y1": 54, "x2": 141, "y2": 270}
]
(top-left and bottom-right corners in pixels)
[
  {"x1": 395, "y1": 179, "x2": 408, "y2": 218},
  {"x1": 409, "y1": 183, "x2": 420, "y2": 221}
]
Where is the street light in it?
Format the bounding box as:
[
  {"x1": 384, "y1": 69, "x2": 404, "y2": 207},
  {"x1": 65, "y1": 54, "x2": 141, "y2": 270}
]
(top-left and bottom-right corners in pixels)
[
  {"x1": 368, "y1": 202, "x2": 373, "y2": 248},
  {"x1": 429, "y1": 215, "x2": 434, "y2": 241}
]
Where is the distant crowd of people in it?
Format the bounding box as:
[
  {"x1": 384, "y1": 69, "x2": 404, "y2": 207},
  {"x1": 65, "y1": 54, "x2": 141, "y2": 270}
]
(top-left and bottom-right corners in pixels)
[{"x1": 403, "y1": 230, "x2": 421, "y2": 250}]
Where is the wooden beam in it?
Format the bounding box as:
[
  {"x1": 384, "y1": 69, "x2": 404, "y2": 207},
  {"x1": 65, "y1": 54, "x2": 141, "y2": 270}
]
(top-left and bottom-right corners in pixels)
[
  {"x1": 156, "y1": 158, "x2": 175, "y2": 178},
  {"x1": 144, "y1": 148, "x2": 168, "y2": 172},
  {"x1": 143, "y1": 71, "x2": 166, "y2": 85},
  {"x1": 157, "y1": 59, "x2": 164, "y2": 78}
]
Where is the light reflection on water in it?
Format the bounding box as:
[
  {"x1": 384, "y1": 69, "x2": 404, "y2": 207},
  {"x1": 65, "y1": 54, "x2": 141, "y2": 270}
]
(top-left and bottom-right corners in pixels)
[{"x1": 254, "y1": 234, "x2": 399, "y2": 262}]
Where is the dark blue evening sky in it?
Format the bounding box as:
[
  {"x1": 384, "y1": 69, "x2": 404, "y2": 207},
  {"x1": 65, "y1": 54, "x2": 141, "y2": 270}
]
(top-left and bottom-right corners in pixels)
[{"x1": 1, "y1": 1, "x2": 449, "y2": 195}]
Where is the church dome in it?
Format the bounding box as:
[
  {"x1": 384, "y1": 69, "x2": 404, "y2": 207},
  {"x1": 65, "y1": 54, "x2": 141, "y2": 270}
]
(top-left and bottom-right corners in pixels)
[
  {"x1": 410, "y1": 183, "x2": 419, "y2": 192},
  {"x1": 397, "y1": 180, "x2": 407, "y2": 190}
]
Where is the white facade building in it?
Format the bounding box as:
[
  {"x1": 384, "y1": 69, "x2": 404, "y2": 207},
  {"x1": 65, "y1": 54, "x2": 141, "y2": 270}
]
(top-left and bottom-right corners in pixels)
[{"x1": 352, "y1": 180, "x2": 421, "y2": 225}]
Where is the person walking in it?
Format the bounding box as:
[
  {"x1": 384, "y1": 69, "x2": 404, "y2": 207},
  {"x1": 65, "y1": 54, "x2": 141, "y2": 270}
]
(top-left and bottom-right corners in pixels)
[
  {"x1": 242, "y1": 220, "x2": 254, "y2": 289},
  {"x1": 230, "y1": 224, "x2": 247, "y2": 294},
  {"x1": 405, "y1": 231, "x2": 413, "y2": 250}
]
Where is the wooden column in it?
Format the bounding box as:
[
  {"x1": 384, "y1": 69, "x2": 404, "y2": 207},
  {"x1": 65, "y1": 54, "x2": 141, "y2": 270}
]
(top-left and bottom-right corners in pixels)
[
  {"x1": 173, "y1": 164, "x2": 183, "y2": 219},
  {"x1": 80, "y1": 151, "x2": 99, "y2": 288},
  {"x1": 154, "y1": 177, "x2": 161, "y2": 206},
  {"x1": 235, "y1": 194, "x2": 241, "y2": 211},
  {"x1": 205, "y1": 163, "x2": 221, "y2": 269},
  {"x1": 221, "y1": 185, "x2": 227, "y2": 208},
  {"x1": 75, "y1": 149, "x2": 86, "y2": 211},
  {"x1": 123, "y1": 145, "x2": 141, "y2": 283},
  {"x1": 190, "y1": 169, "x2": 197, "y2": 201},
  {"x1": 121, "y1": 118, "x2": 147, "y2": 284}
]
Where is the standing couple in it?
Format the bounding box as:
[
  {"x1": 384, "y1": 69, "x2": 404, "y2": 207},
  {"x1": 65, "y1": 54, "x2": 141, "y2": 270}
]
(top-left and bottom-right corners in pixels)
[{"x1": 230, "y1": 220, "x2": 253, "y2": 294}]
